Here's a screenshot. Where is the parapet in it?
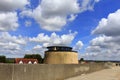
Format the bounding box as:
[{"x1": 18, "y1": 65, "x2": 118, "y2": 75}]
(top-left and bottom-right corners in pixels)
[{"x1": 46, "y1": 46, "x2": 72, "y2": 51}]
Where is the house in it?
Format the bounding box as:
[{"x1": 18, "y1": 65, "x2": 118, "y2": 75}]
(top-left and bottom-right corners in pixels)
[{"x1": 15, "y1": 58, "x2": 38, "y2": 64}]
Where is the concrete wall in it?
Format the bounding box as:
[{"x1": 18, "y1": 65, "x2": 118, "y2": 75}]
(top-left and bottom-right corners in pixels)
[
  {"x1": 44, "y1": 51, "x2": 78, "y2": 64},
  {"x1": 0, "y1": 63, "x2": 108, "y2": 80}
]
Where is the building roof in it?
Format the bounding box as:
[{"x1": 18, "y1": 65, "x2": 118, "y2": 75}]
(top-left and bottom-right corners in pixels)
[
  {"x1": 15, "y1": 58, "x2": 38, "y2": 64},
  {"x1": 46, "y1": 46, "x2": 73, "y2": 51},
  {"x1": 47, "y1": 46, "x2": 72, "y2": 49}
]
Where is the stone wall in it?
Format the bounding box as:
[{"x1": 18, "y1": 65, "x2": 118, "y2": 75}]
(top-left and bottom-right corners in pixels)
[{"x1": 0, "y1": 63, "x2": 108, "y2": 80}]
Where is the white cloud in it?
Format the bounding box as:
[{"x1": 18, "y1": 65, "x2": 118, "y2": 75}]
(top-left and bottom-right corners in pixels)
[
  {"x1": 83, "y1": 9, "x2": 120, "y2": 60},
  {"x1": 83, "y1": 35, "x2": 120, "y2": 60},
  {"x1": 0, "y1": 42, "x2": 20, "y2": 51},
  {"x1": 92, "y1": 9, "x2": 120, "y2": 36},
  {"x1": 68, "y1": 14, "x2": 78, "y2": 21},
  {"x1": 0, "y1": 32, "x2": 27, "y2": 57},
  {"x1": 0, "y1": 12, "x2": 19, "y2": 31},
  {"x1": 33, "y1": 45, "x2": 42, "y2": 50},
  {"x1": 91, "y1": 35, "x2": 120, "y2": 49},
  {"x1": 0, "y1": 0, "x2": 29, "y2": 12},
  {"x1": 21, "y1": 0, "x2": 99, "y2": 31},
  {"x1": 0, "y1": 32, "x2": 26, "y2": 45},
  {"x1": 29, "y1": 33, "x2": 50, "y2": 43},
  {"x1": 20, "y1": 9, "x2": 33, "y2": 17},
  {"x1": 73, "y1": 41, "x2": 83, "y2": 50},
  {"x1": 30, "y1": 31, "x2": 77, "y2": 47},
  {"x1": 25, "y1": 45, "x2": 46, "y2": 58},
  {"x1": 79, "y1": 0, "x2": 100, "y2": 11},
  {"x1": 0, "y1": 0, "x2": 29, "y2": 32},
  {"x1": 25, "y1": 21, "x2": 32, "y2": 27},
  {"x1": 95, "y1": 0, "x2": 100, "y2": 3},
  {"x1": 86, "y1": 46, "x2": 101, "y2": 52}
]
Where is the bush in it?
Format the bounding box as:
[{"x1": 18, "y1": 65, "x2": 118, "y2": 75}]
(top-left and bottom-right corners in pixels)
[{"x1": 0, "y1": 56, "x2": 6, "y2": 63}]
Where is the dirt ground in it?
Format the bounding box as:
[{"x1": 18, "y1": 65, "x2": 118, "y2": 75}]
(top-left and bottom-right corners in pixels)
[{"x1": 66, "y1": 67, "x2": 120, "y2": 80}]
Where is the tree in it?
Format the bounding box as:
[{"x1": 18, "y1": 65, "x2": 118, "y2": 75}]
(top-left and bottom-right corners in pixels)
[
  {"x1": 6, "y1": 58, "x2": 15, "y2": 63},
  {"x1": 79, "y1": 58, "x2": 84, "y2": 62},
  {"x1": 24, "y1": 54, "x2": 42, "y2": 63},
  {"x1": 0, "y1": 56, "x2": 6, "y2": 63}
]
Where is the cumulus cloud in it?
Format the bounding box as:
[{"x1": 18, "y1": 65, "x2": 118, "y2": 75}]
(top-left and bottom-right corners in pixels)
[
  {"x1": 0, "y1": 0, "x2": 29, "y2": 32},
  {"x1": 32, "y1": 0, "x2": 79, "y2": 31},
  {"x1": 20, "y1": 9, "x2": 33, "y2": 17},
  {"x1": 0, "y1": 0, "x2": 29, "y2": 12},
  {"x1": 82, "y1": 36, "x2": 120, "y2": 60},
  {"x1": 73, "y1": 41, "x2": 83, "y2": 50},
  {"x1": 0, "y1": 12, "x2": 19, "y2": 31},
  {"x1": 0, "y1": 32, "x2": 27, "y2": 57},
  {"x1": 84, "y1": 35, "x2": 120, "y2": 60},
  {"x1": 27, "y1": 45, "x2": 46, "y2": 57},
  {"x1": 25, "y1": 21, "x2": 32, "y2": 27},
  {"x1": 0, "y1": 32, "x2": 26, "y2": 45},
  {"x1": 90, "y1": 35, "x2": 120, "y2": 50},
  {"x1": 21, "y1": 0, "x2": 99, "y2": 31},
  {"x1": 84, "y1": 9, "x2": 120, "y2": 60},
  {"x1": 68, "y1": 14, "x2": 78, "y2": 21},
  {"x1": 79, "y1": 0, "x2": 99, "y2": 11},
  {"x1": 29, "y1": 33, "x2": 50, "y2": 43},
  {"x1": 92, "y1": 9, "x2": 120, "y2": 36},
  {"x1": 33, "y1": 45, "x2": 42, "y2": 50},
  {"x1": 30, "y1": 31, "x2": 78, "y2": 47}
]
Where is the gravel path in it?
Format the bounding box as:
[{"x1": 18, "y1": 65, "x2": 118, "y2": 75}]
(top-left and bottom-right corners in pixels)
[{"x1": 66, "y1": 67, "x2": 120, "y2": 80}]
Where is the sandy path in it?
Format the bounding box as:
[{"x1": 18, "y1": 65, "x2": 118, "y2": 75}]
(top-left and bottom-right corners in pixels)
[{"x1": 66, "y1": 67, "x2": 120, "y2": 80}]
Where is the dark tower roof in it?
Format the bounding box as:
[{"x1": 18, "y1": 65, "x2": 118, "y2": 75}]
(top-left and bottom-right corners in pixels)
[{"x1": 46, "y1": 46, "x2": 73, "y2": 51}]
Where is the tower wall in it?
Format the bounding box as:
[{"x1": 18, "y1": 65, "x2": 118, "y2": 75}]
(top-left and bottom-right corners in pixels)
[{"x1": 44, "y1": 51, "x2": 78, "y2": 64}]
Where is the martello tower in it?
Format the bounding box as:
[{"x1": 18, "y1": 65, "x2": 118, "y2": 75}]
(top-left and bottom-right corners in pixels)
[{"x1": 44, "y1": 46, "x2": 78, "y2": 64}]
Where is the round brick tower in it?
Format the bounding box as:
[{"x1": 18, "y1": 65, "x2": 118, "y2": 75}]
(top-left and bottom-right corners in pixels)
[{"x1": 44, "y1": 46, "x2": 78, "y2": 64}]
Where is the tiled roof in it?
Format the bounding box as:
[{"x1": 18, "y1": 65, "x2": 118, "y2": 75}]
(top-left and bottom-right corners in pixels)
[{"x1": 15, "y1": 58, "x2": 38, "y2": 64}]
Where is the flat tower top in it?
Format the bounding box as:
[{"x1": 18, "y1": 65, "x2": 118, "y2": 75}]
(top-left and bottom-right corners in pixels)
[{"x1": 46, "y1": 46, "x2": 72, "y2": 51}]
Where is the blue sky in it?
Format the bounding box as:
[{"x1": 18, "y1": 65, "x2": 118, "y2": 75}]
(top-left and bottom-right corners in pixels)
[{"x1": 0, "y1": 0, "x2": 120, "y2": 60}]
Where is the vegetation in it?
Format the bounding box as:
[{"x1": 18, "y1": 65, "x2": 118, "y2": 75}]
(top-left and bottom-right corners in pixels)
[
  {"x1": 6, "y1": 58, "x2": 15, "y2": 63},
  {"x1": 79, "y1": 58, "x2": 84, "y2": 62},
  {"x1": 24, "y1": 54, "x2": 43, "y2": 63},
  {"x1": 0, "y1": 56, "x2": 6, "y2": 63}
]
